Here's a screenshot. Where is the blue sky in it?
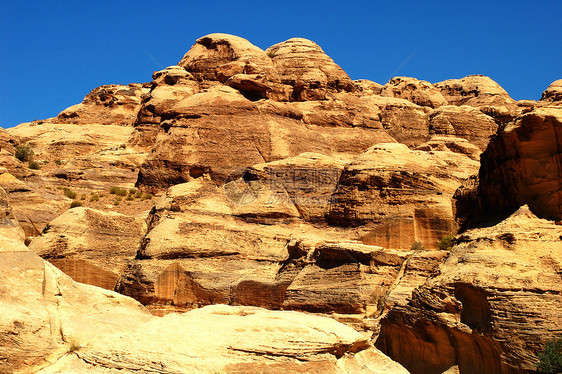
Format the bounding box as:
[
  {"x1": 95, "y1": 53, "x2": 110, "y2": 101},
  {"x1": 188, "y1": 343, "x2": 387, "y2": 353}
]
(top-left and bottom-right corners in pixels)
[{"x1": 1, "y1": 0, "x2": 561, "y2": 128}]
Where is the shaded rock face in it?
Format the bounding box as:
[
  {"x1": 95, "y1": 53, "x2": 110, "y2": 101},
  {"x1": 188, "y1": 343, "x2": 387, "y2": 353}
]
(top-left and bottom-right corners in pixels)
[
  {"x1": 57, "y1": 84, "x2": 149, "y2": 125},
  {"x1": 381, "y1": 76, "x2": 447, "y2": 108},
  {"x1": 375, "y1": 206, "x2": 562, "y2": 374},
  {"x1": 29, "y1": 207, "x2": 147, "y2": 290},
  {"x1": 457, "y1": 106, "x2": 562, "y2": 227},
  {"x1": 328, "y1": 143, "x2": 479, "y2": 249}
]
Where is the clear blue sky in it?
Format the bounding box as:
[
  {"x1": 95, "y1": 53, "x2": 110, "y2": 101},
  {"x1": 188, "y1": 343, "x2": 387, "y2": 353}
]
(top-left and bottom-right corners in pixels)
[{"x1": 1, "y1": 0, "x2": 560, "y2": 128}]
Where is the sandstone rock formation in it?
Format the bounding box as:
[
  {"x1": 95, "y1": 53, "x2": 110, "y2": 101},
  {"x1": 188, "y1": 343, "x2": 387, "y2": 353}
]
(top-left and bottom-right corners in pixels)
[
  {"x1": 381, "y1": 76, "x2": 447, "y2": 108},
  {"x1": 376, "y1": 206, "x2": 562, "y2": 374},
  {"x1": 38, "y1": 304, "x2": 408, "y2": 374},
  {"x1": 266, "y1": 37, "x2": 354, "y2": 100},
  {"x1": 2, "y1": 32, "x2": 557, "y2": 374},
  {"x1": 428, "y1": 105, "x2": 497, "y2": 150},
  {"x1": 57, "y1": 83, "x2": 149, "y2": 125},
  {"x1": 328, "y1": 143, "x2": 479, "y2": 249},
  {"x1": 457, "y1": 106, "x2": 562, "y2": 227},
  {"x1": 435, "y1": 75, "x2": 517, "y2": 123},
  {"x1": 30, "y1": 207, "x2": 147, "y2": 290},
  {"x1": 541, "y1": 79, "x2": 562, "y2": 104},
  {"x1": 0, "y1": 237, "x2": 151, "y2": 373},
  {"x1": 135, "y1": 85, "x2": 394, "y2": 192}
]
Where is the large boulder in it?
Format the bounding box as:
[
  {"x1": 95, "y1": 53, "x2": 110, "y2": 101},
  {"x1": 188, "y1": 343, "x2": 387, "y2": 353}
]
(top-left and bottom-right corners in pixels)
[
  {"x1": 376, "y1": 206, "x2": 562, "y2": 374},
  {"x1": 0, "y1": 241, "x2": 151, "y2": 373},
  {"x1": 328, "y1": 143, "x2": 479, "y2": 249}
]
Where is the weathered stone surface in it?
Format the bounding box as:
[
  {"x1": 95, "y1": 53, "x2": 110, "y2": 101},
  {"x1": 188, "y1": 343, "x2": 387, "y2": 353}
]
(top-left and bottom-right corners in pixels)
[
  {"x1": 179, "y1": 33, "x2": 278, "y2": 85},
  {"x1": 435, "y1": 75, "x2": 517, "y2": 123},
  {"x1": 136, "y1": 86, "x2": 394, "y2": 192},
  {"x1": 29, "y1": 207, "x2": 147, "y2": 290},
  {"x1": 0, "y1": 242, "x2": 151, "y2": 373},
  {"x1": 266, "y1": 37, "x2": 354, "y2": 100},
  {"x1": 353, "y1": 79, "x2": 383, "y2": 96},
  {"x1": 0, "y1": 172, "x2": 67, "y2": 237},
  {"x1": 415, "y1": 136, "x2": 481, "y2": 161},
  {"x1": 458, "y1": 107, "x2": 562, "y2": 226},
  {"x1": 428, "y1": 105, "x2": 498, "y2": 150},
  {"x1": 328, "y1": 143, "x2": 479, "y2": 249},
  {"x1": 540, "y1": 79, "x2": 562, "y2": 104},
  {"x1": 381, "y1": 77, "x2": 447, "y2": 108},
  {"x1": 243, "y1": 153, "x2": 348, "y2": 222},
  {"x1": 117, "y1": 178, "x2": 349, "y2": 313},
  {"x1": 38, "y1": 304, "x2": 407, "y2": 374},
  {"x1": 376, "y1": 206, "x2": 562, "y2": 374},
  {"x1": 358, "y1": 96, "x2": 430, "y2": 147},
  {"x1": 57, "y1": 84, "x2": 149, "y2": 125},
  {"x1": 7, "y1": 122, "x2": 137, "y2": 159},
  {"x1": 0, "y1": 187, "x2": 26, "y2": 248}
]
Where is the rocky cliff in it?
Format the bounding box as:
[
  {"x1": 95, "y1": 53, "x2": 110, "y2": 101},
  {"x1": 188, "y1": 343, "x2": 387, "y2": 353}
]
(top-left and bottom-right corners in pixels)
[{"x1": 2, "y1": 33, "x2": 560, "y2": 374}]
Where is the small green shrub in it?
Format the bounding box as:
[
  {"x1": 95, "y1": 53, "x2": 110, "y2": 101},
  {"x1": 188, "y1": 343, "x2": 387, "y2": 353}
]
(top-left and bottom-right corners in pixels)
[
  {"x1": 119, "y1": 144, "x2": 127, "y2": 149},
  {"x1": 28, "y1": 161, "x2": 41, "y2": 170},
  {"x1": 109, "y1": 186, "x2": 128, "y2": 196},
  {"x1": 15, "y1": 145, "x2": 34, "y2": 162},
  {"x1": 54, "y1": 159, "x2": 62, "y2": 165},
  {"x1": 438, "y1": 235, "x2": 455, "y2": 251},
  {"x1": 66, "y1": 338, "x2": 82, "y2": 354},
  {"x1": 410, "y1": 241, "x2": 425, "y2": 251},
  {"x1": 129, "y1": 188, "x2": 138, "y2": 195},
  {"x1": 141, "y1": 193, "x2": 153, "y2": 200},
  {"x1": 90, "y1": 193, "x2": 100, "y2": 202},
  {"x1": 266, "y1": 50, "x2": 276, "y2": 58},
  {"x1": 126, "y1": 194, "x2": 134, "y2": 201},
  {"x1": 538, "y1": 337, "x2": 562, "y2": 373},
  {"x1": 70, "y1": 200, "x2": 82, "y2": 208},
  {"x1": 80, "y1": 193, "x2": 87, "y2": 200},
  {"x1": 63, "y1": 187, "x2": 77, "y2": 199},
  {"x1": 113, "y1": 197, "x2": 122, "y2": 205}
]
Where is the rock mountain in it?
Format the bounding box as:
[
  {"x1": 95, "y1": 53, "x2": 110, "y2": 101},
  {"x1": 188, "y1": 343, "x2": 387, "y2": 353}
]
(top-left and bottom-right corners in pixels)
[{"x1": 1, "y1": 33, "x2": 560, "y2": 374}]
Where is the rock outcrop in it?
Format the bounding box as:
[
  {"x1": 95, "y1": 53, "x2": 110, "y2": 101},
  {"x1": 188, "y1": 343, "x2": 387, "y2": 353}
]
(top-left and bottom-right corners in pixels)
[
  {"x1": 328, "y1": 143, "x2": 479, "y2": 249},
  {"x1": 428, "y1": 105, "x2": 497, "y2": 150},
  {"x1": 435, "y1": 75, "x2": 517, "y2": 123},
  {"x1": 29, "y1": 207, "x2": 147, "y2": 290},
  {"x1": 57, "y1": 84, "x2": 149, "y2": 125},
  {"x1": 457, "y1": 106, "x2": 562, "y2": 227},
  {"x1": 376, "y1": 206, "x2": 562, "y2": 374},
  {"x1": 38, "y1": 304, "x2": 408, "y2": 374},
  {"x1": 381, "y1": 76, "x2": 447, "y2": 108},
  {"x1": 266, "y1": 37, "x2": 354, "y2": 100},
  {"x1": 540, "y1": 79, "x2": 562, "y2": 104}
]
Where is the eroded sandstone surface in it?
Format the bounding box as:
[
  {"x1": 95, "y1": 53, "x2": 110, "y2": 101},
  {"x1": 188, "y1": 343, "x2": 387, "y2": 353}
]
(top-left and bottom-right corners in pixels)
[{"x1": 2, "y1": 33, "x2": 560, "y2": 374}]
